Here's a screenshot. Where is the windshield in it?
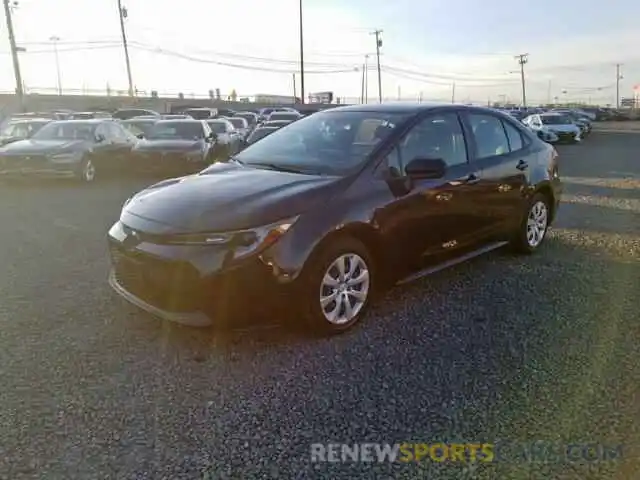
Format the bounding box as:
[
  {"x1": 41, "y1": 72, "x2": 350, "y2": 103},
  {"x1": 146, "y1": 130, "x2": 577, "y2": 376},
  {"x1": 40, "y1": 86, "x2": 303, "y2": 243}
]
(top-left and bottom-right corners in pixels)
[
  {"x1": 147, "y1": 122, "x2": 204, "y2": 140},
  {"x1": 229, "y1": 118, "x2": 246, "y2": 129},
  {"x1": 1, "y1": 121, "x2": 48, "y2": 137},
  {"x1": 207, "y1": 121, "x2": 229, "y2": 134},
  {"x1": 229, "y1": 110, "x2": 410, "y2": 175},
  {"x1": 123, "y1": 121, "x2": 156, "y2": 136},
  {"x1": 236, "y1": 113, "x2": 256, "y2": 125},
  {"x1": 247, "y1": 127, "x2": 277, "y2": 144},
  {"x1": 541, "y1": 115, "x2": 572, "y2": 125},
  {"x1": 185, "y1": 109, "x2": 212, "y2": 120},
  {"x1": 31, "y1": 122, "x2": 97, "y2": 140}
]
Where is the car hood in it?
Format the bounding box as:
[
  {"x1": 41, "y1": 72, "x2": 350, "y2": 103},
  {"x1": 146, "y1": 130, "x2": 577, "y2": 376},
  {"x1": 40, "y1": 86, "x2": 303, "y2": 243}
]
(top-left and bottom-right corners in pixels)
[
  {"x1": 134, "y1": 139, "x2": 204, "y2": 152},
  {"x1": 0, "y1": 138, "x2": 90, "y2": 155},
  {"x1": 122, "y1": 162, "x2": 345, "y2": 234}
]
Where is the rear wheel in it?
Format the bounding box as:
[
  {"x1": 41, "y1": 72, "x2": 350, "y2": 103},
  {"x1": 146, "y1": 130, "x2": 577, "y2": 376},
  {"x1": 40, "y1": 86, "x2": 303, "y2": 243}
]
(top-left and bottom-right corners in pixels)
[
  {"x1": 510, "y1": 193, "x2": 550, "y2": 254},
  {"x1": 298, "y1": 237, "x2": 375, "y2": 334}
]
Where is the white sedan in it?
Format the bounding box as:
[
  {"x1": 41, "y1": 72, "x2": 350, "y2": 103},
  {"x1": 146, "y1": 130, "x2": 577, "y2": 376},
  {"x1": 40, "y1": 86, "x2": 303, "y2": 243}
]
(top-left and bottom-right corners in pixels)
[{"x1": 522, "y1": 113, "x2": 581, "y2": 144}]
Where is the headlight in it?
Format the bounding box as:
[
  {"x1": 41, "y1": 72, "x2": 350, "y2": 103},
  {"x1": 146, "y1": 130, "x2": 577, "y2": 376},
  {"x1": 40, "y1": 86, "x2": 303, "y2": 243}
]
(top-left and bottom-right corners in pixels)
[
  {"x1": 163, "y1": 216, "x2": 299, "y2": 255},
  {"x1": 49, "y1": 152, "x2": 80, "y2": 162}
]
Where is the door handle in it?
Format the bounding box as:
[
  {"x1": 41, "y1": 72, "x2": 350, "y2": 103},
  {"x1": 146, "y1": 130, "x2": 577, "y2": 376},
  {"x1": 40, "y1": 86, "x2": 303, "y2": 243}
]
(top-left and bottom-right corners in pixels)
[{"x1": 516, "y1": 160, "x2": 529, "y2": 171}]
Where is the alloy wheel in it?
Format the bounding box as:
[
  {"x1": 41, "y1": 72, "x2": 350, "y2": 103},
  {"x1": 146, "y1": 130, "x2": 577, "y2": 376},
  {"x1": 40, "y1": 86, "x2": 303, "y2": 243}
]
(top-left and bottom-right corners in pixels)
[
  {"x1": 319, "y1": 253, "x2": 370, "y2": 325},
  {"x1": 83, "y1": 160, "x2": 96, "y2": 182},
  {"x1": 526, "y1": 200, "x2": 548, "y2": 248}
]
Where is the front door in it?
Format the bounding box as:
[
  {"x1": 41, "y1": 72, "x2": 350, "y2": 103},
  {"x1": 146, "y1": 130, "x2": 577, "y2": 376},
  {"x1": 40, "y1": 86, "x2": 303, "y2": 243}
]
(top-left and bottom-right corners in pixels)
[{"x1": 374, "y1": 110, "x2": 488, "y2": 269}]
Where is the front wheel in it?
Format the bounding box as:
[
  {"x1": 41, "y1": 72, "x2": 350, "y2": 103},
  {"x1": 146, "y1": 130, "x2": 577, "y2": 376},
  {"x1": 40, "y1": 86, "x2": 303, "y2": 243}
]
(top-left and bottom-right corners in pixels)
[
  {"x1": 298, "y1": 237, "x2": 375, "y2": 334},
  {"x1": 509, "y1": 193, "x2": 550, "y2": 254},
  {"x1": 77, "y1": 158, "x2": 96, "y2": 183}
]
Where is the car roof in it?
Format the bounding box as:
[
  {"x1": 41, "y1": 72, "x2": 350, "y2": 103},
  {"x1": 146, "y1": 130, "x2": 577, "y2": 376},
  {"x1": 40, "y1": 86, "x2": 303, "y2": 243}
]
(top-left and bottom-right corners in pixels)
[
  {"x1": 320, "y1": 102, "x2": 506, "y2": 115},
  {"x1": 51, "y1": 119, "x2": 113, "y2": 124},
  {"x1": 540, "y1": 112, "x2": 563, "y2": 116},
  {"x1": 155, "y1": 119, "x2": 202, "y2": 123},
  {"x1": 8, "y1": 118, "x2": 51, "y2": 123},
  {"x1": 123, "y1": 118, "x2": 157, "y2": 123}
]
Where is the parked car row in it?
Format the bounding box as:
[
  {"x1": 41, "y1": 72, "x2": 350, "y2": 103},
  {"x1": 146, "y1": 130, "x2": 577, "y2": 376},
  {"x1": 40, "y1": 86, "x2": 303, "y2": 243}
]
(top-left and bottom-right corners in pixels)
[
  {"x1": 0, "y1": 104, "x2": 309, "y2": 181},
  {"x1": 495, "y1": 107, "x2": 593, "y2": 145}
]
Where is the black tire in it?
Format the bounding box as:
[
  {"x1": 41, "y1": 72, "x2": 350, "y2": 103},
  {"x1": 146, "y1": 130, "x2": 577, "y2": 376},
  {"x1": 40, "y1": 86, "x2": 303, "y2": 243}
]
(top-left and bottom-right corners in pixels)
[
  {"x1": 509, "y1": 193, "x2": 551, "y2": 254},
  {"x1": 297, "y1": 236, "x2": 376, "y2": 334},
  {"x1": 76, "y1": 158, "x2": 96, "y2": 183}
]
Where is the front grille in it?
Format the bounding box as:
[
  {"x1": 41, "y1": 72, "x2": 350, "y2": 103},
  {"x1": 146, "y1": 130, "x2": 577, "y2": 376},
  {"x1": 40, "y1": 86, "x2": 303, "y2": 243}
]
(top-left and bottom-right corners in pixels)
[
  {"x1": 555, "y1": 132, "x2": 575, "y2": 141},
  {"x1": 110, "y1": 244, "x2": 203, "y2": 312}
]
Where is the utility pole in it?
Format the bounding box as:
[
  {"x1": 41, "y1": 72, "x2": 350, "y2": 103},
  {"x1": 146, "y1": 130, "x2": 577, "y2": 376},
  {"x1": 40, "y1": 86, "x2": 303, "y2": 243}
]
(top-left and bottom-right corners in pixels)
[
  {"x1": 616, "y1": 63, "x2": 622, "y2": 109},
  {"x1": 3, "y1": 0, "x2": 24, "y2": 109},
  {"x1": 451, "y1": 82, "x2": 456, "y2": 103},
  {"x1": 371, "y1": 30, "x2": 383, "y2": 103},
  {"x1": 515, "y1": 53, "x2": 528, "y2": 108},
  {"x1": 364, "y1": 54, "x2": 369, "y2": 104},
  {"x1": 292, "y1": 73, "x2": 297, "y2": 103},
  {"x1": 50, "y1": 35, "x2": 62, "y2": 95},
  {"x1": 298, "y1": 0, "x2": 305, "y2": 104},
  {"x1": 360, "y1": 61, "x2": 365, "y2": 103},
  {"x1": 117, "y1": 0, "x2": 134, "y2": 97}
]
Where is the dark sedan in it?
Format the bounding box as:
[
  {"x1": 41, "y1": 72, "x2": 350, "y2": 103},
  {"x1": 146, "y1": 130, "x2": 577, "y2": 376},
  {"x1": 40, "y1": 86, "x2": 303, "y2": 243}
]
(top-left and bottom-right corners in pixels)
[
  {"x1": 0, "y1": 119, "x2": 137, "y2": 182},
  {"x1": 265, "y1": 111, "x2": 301, "y2": 123},
  {"x1": 108, "y1": 103, "x2": 562, "y2": 332},
  {"x1": 0, "y1": 118, "x2": 51, "y2": 146},
  {"x1": 129, "y1": 119, "x2": 215, "y2": 176}
]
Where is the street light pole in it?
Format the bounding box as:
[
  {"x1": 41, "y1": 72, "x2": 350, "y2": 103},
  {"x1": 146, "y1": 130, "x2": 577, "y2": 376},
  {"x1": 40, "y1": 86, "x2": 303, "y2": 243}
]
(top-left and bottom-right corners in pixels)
[
  {"x1": 3, "y1": 0, "x2": 24, "y2": 109},
  {"x1": 50, "y1": 35, "x2": 62, "y2": 95},
  {"x1": 298, "y1": 0, "x2": 305, "y2": 104}
]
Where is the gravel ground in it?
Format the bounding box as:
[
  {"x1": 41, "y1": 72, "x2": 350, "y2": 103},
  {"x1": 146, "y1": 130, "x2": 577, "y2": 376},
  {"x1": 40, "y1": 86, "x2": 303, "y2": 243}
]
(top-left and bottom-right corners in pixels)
[{"x1": 0, "y1": 132, "x2": 638, "y2": 480}]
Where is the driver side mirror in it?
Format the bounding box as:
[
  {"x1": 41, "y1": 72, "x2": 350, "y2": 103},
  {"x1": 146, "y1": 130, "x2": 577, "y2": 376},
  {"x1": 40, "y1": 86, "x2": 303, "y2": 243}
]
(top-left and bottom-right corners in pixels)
[
  {"x1": 94, "y1": 134, "x2": 106, "y2": 143},
  {"x1": 136, "y1": 133, "x2": 144, "y2": 139},
  {"x1": 404, "y1": 157, "x2": 447, "y2": 179}
]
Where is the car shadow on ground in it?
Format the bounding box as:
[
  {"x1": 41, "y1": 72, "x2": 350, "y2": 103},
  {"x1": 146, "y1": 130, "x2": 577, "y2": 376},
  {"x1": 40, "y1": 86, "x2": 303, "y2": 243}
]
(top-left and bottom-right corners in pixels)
[
  {"x1": 137, "y1": 227, "x2": 637, "y2": 479},
  {"x1": 116, "y1": 198, "x2": 637, "y2": 357}
]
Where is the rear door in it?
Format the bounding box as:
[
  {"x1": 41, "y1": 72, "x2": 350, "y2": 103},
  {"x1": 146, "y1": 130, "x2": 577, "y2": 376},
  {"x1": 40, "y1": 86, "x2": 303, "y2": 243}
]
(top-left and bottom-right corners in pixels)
[{"x1": 461, "y1": 111, "x2": 530, "y2": 238}]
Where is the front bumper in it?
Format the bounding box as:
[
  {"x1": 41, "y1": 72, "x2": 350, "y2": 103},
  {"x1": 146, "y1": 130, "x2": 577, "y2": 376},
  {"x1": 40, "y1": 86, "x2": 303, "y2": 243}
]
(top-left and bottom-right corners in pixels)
[
  {"x1": 0, "y1": 156, "x2": 78, "y2": 178},
  {"x1": 107, "y1": 222, "x2": 286, "y2": 326},
  {"x1": 129, "y1": 151, "x2": 209, "y2": 175}
]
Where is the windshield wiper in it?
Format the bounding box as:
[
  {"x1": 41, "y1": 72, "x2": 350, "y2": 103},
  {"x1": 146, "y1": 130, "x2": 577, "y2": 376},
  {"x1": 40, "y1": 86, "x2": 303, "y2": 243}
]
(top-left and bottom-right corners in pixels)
[
  {"x1": 249, "y1": 162, "x2": 308, "y2": 174},
  {"x1": 229, "y1": 156, "x2": 244, "y2": 165}
]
